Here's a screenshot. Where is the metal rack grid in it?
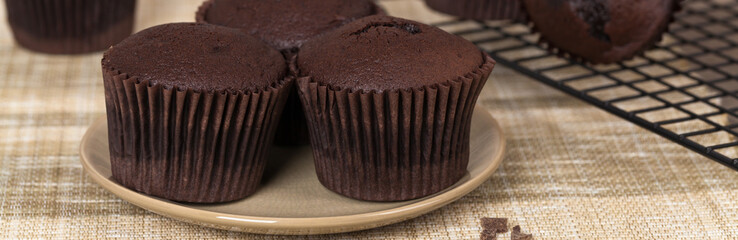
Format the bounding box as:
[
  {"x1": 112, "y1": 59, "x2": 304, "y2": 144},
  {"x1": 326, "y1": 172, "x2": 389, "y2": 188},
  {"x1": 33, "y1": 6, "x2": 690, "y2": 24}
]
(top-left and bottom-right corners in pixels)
[{"x1": 437, "y1": 0, "x2": 738, "y2": 171}]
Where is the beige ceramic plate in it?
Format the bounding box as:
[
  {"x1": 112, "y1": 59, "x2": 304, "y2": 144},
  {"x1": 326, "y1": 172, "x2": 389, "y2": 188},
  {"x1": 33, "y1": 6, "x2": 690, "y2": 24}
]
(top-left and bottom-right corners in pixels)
[{"x1": 79, "y1": 105, "x2": 505, "y2": 235}]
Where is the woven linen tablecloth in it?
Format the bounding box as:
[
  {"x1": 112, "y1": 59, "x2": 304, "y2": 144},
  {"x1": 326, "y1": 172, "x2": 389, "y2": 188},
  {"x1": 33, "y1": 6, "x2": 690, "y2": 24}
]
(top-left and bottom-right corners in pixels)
[{"x1": 2, "y1": 0, "x2": 738, "y2": 239}]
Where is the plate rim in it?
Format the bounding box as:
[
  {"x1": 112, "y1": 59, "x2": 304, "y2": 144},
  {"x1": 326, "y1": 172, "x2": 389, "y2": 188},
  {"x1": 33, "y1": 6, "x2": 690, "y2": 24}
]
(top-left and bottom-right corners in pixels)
[{"x1": 79, "y1": 106, "x2": 506, "y2": 235}]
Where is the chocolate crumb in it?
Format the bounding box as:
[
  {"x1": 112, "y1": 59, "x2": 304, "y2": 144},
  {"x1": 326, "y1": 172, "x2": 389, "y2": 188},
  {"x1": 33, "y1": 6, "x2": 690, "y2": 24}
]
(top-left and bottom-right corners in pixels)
[
  {"x1": 480, "y1": 229, "x2": 497, "y2": 240},
  {"x1": 511, "y1": 225, "x2": 533, "y2": 240},
  {"x1": 481, "y1": 218, "x2": 508, "y2": 233}
]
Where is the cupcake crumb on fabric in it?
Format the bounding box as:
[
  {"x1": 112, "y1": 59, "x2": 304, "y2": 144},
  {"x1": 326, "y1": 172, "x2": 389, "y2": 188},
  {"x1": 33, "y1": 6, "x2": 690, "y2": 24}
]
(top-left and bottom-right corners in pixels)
[
  {"x1": 480, "y1": 219, "x2": 533, "y2": 240},
  {"x1": 480, "y1": 229, "x2": 497, "y2": 240},
  {"x1": 481, "y1": 217, "x2": 509, "y2": 234},
  {"x1": 511, "y1": 225, "x2": 533, "y2": 240}
]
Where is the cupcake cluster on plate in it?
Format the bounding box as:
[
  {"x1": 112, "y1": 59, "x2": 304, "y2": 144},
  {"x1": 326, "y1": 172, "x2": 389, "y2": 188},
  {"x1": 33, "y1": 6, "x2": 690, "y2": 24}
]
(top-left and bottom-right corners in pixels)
[{"x1": 101, "y1": 0, "x2": 496, "y2": 203}]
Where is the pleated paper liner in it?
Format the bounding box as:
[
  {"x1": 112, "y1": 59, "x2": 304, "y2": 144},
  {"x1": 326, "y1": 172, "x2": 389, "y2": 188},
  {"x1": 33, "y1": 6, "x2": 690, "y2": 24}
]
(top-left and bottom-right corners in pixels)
[
  {"x1": 102, "y1": 65, "x2": 293, "y2": 203},
  {"x1": 527, "y1": 0, "x2": 684, "y2": 64},
  {"x1": 297, "y1": 54, "x2": 495, "y2": 201},
  {"x1": 5, "y1": 0, "x2": 136, "y2": 54},
  {"x1": 273, "y1": 51, "x2": 310, "y2": 146},
  {"x1": 425, "y1": 0, "x2": 526, "y2": 22}
]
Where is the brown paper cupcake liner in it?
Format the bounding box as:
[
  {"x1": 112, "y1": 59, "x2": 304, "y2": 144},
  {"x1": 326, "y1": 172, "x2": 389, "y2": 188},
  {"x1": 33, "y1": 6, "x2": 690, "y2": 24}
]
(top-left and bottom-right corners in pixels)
[
  {"x1": 529, "y1": 0, "x2": 683, "y2": 64},
  {"x1": 5, "y1": 0, "x2": 136, "y2": 54},
  {"x1": 273, "y1": 52, "x2": 310, "y2": 145},
  {"x1": 102, "y1": 64, "x2": 292, "y2": 203},
  {"x1": 297, "y1": 54, "x2": 495, "y2": 201},
  {"x1": 425, "y1": 0, "x2": 526, "y2": 22}
]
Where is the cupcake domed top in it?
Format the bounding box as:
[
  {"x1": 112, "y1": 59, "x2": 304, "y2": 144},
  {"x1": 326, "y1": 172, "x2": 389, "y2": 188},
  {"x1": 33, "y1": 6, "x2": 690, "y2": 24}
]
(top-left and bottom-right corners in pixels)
[
  {"x1": 297, "y1": 15, "x2": 485, "y2": 92},
  {"x1": 523, "y1": 0, "x2": 680, "y2": 63},
  {"x1": 103, "y1": 23, "x2": 286, "y2": 92},
  {"x1": 198, "y1": 0, "x2": 380, "y2": 50}
]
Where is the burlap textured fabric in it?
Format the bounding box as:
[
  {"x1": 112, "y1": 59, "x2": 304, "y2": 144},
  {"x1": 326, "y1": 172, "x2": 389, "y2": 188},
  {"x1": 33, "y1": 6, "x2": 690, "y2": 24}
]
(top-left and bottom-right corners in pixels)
[{"x1": 1, "y1": 0, "x2": 738, "y2": 239}]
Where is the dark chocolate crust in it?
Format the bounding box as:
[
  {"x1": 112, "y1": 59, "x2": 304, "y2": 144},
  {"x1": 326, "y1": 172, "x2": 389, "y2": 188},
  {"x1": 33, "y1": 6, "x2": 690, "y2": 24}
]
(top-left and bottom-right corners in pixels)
[
  {"x1": 196, "y1": 0, "x2": 381, "y2": 50},
  {"x1": 523, "y1": 0, "x2": 682, "y2": 64},
  {"x1": 296, "y1": 16, "x2": 496, "y2": 201},
  {"x1": 102, "y1": 23, "x2": 292, "y2": 203},
  {"x1": 103, "y1": 23, "x2": 287, "y2": 93},
  {"x1": 425, "y1": 0, "x2": 526, "y2": 22},
  {"x1": 297, "y1": 15, "x2": 484, "y2": 92},
  {"x1": 5, "y1": 0, "x2": 136, "y2": 54}
]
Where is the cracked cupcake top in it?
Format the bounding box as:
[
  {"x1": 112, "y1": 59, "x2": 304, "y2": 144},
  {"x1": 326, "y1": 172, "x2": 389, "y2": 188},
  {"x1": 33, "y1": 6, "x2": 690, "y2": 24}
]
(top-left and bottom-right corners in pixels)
[
  {"x1": 198, "y1": 0, "x2": 380, "y2": 50},
  {"x1": 103, "y1": 23, "x2": 286, "y2": 92},
  {"x1": 523, "y1": 0, "x2": 680, "y2": 64},
  {"x1": 297, "y1": 15, "x2": 484, "y2": 92}
]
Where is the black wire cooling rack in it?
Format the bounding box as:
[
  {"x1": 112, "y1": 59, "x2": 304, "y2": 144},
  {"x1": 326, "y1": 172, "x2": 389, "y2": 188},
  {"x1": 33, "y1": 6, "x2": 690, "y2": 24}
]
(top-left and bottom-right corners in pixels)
[{"x1": 437, "y1": 0, "x2": 738, "y2": 171}]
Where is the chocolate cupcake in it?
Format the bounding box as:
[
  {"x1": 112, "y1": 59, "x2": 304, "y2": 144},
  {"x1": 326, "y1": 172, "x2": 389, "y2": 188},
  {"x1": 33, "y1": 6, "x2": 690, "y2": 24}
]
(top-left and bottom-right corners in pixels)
[
  {"x1": 102, "y1": 23, "x2": 291, "y2": 203},
  {"x1": 196, "y1": 0, "x2": 383, "y2": 145},
  {"x1": 522, "y1": 0, "x2": 682, "y2": 64},
  {"x1": 296, "y1": 16, "x2": 496, "y2": 201},
  {"x1": 4, "y1": 0, "x2": 136, "y2": 54},
  {"x1": 196, "y1": 0, "x2": 382, "y2": 51},
  {"x1": 425, "y1": 0, "x2": 526, "y2": 22}
]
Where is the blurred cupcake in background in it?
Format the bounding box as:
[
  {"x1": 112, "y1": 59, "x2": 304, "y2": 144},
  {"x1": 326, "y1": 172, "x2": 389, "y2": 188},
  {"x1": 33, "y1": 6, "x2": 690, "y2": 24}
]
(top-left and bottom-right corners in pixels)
[
  {"x1": 4, "y1": 0, "x2": 136, "y2": 54},
  {"x1": 424, "y1": 0, "x2": 526, "y2": 22}
]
